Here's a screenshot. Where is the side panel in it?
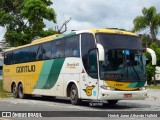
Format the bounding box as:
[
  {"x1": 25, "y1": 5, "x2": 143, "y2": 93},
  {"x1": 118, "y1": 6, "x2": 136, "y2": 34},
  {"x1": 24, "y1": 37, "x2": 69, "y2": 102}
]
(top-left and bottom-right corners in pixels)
[
  {"x1": 33, "y1": 58, "x2": 65, "y2": 96},
  {"x1": 80, "y1": 70, "x2": 98, "y2": 100},
  {"x1": 62, "y1": 58, "x2": 81, "y2": 97},
  {"x1": 3, "y1": 61, "x2": 43, "y2": 93}
]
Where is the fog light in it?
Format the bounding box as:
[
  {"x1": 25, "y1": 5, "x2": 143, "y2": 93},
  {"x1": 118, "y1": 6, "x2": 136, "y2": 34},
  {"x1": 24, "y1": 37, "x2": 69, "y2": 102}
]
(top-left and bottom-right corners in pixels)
[
  {"x1": 143, "y1": 94, "x2": 148, "y2": 97},
  {"x1": 105, "y1": 94, "x2": 109, "y2": 97},
  {"x1": 102, "y1": 94, "x2": 109, "y2": 97},
  {"x1": 100, "y1": 85, "x2": 110, "y2": 90}
]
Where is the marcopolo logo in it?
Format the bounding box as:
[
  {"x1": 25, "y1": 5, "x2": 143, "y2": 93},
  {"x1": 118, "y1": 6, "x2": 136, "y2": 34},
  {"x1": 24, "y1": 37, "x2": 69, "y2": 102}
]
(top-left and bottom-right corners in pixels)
[{"x1": 16, "y1": 65, "x2": 36, "y2": 73}]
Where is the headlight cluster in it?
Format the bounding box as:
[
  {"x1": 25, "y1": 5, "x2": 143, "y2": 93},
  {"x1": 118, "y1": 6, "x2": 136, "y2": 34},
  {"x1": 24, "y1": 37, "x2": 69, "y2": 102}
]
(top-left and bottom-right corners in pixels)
[
  {"x1": 139, "y1": 87, "x2": 146, "y2": 90},
  {"x1": 100, "y1": 85, "x2": 111, "y2": 90}
]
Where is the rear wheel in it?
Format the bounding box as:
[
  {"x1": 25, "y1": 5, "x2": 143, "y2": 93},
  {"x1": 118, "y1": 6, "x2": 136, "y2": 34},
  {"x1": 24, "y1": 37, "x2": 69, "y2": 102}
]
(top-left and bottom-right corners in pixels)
[
  {"x1": 18, "y1": 83, "x2": 27, "y2": 99},
  {"x1": 12, "y1": 84, "x2": 18, "y2": 98},
  {"x1": 70, "y1": 84, "x2": 81, "y2": 105},
  {"x1": 107, "y1": 100, "x2": 118, "y2": 105}
]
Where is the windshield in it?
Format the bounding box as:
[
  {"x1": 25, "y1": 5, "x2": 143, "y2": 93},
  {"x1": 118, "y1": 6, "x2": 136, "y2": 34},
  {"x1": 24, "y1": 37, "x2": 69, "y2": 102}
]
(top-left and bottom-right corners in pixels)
[
  {"x1": 96, "y1": 33, "x2": 142, "y2": 50},
  {"x1": 96, "y1": 33, "x2": 146, "y2": 81}
]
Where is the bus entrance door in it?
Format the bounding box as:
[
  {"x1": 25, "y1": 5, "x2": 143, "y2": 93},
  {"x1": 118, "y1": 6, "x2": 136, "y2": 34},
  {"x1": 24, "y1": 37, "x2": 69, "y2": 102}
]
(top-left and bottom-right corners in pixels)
[{"x1": 80, "y1": 49, "x2": 98, "y2": 100}]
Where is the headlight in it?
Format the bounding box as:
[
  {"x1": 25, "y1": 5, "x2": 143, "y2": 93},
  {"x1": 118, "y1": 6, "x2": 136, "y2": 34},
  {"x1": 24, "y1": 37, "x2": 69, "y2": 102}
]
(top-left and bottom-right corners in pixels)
[
  {"x1": 139, "y1": 87, "x2": 146, "y2": 90},
  {"x1": 100, "y1": 85, "x2": 110, "y2": 90}
]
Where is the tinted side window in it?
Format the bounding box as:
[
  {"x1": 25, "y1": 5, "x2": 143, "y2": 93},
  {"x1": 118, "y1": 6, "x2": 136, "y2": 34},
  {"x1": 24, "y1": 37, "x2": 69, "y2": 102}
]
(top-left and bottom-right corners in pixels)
[
  {"x1": 51, "y1": 42, "x2": 56, "y2": 58},
  {"x1": 21, "y1": 47, "x2": 30, "y2": 62},
  {"x1": 41, "y1": 42, "x2": 51, "y2": 60},
  {"x1": 28, "y1": 45, "x2": 39, "y2": 62},
  {"x1": 56, "y1": 40, "x2": 64, "y2": 58},
  {"x1": 5, "y1": 52, "x2": 13, "y2": 65},
  {"x1": 51, "y1": 39, "x2": 64, "y2": 58},
  {"x1": 81, "y1": 33, "x2": 95, "y2": 74},
  {"x1": 4, "y1": 53, "x2": 6, "y2": 65},
  {"x1": 65, "y1": 35, "x2": 80, "y2": 57},
  {"x1": 12, "y1": 49, "x2": 21, "y2": 64}
]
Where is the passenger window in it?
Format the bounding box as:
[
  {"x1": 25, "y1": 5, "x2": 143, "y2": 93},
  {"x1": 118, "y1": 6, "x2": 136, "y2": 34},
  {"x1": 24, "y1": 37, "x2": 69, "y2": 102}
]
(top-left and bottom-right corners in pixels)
[
  {"x1": 41, "y1": 42, "x2": 51, "y2": 59},
  {"x1": 65, "y1": 35, "x2": 80, "y2": 57},
  {"x1": 51, "y1": 42, "x2": 56, "y2": 58},
  {"x1": 12, "y1": 50, "x2": 21, "y2": 64},
  {"x1": 56, "y1": 40, "x2": 64, "y2": 58},
  {"x1": 4, "y1": 52, "x2": 13, "y2": 65},
  {"x1": 21, "y1": 47, "x2": 29, "y2": 62},
  {"x1": 28, "y1": 45, "x2": 39, "y2": 62},
  {"x1": 51, "y1": 39, "x2": 65, "y2": 58}
]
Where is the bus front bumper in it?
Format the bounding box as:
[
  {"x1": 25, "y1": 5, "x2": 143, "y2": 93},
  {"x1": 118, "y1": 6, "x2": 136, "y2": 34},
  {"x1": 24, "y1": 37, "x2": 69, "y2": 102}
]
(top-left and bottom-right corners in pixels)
[{"x1": 98, "y1": 89, "x2": 147, "y2": 100}]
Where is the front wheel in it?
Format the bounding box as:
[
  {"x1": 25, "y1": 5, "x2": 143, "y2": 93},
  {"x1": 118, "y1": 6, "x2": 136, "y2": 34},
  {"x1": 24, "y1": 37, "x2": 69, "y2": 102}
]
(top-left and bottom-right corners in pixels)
[
  {"x1": 70, "y1": 84, "x2": 81, "y2": 105},
  {"x1": 107, "y1": 100, "x2": 118, "y2": 105}
]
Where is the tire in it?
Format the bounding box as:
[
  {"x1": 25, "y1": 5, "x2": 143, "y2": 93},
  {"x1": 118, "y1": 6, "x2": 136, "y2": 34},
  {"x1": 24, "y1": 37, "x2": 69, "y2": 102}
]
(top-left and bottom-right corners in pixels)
[
  {"x1": 70, "y1": 84, "x2": 81, "y2": 105},
  {"x1": 18, "y1": 83, "x2": 26, "y2": 99},
  {"x1": 12, "y1": 83, "x2": 18, "y2": 98},
  {"x1": 107, "y1": 100, "x2": 118, "y2": 105}
]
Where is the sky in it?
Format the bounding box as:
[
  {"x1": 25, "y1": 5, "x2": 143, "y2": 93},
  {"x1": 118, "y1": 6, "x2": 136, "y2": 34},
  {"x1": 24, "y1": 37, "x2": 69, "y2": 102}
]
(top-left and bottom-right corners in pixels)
[{"x1": 0, "y1": 0, "x2": 160, "y2": 40}]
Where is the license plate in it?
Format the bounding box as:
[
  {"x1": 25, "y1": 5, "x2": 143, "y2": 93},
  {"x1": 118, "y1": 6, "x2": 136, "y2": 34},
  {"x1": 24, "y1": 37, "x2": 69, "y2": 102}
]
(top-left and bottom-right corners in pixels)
[{"x1": 124, "y1": 94, "x2": 132, "y2": 98}]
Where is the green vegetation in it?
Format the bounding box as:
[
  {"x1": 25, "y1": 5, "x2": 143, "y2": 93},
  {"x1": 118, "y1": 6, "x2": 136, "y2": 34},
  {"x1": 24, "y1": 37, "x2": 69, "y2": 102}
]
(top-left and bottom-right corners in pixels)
[
  {"x1": 133, "y1": 6, "x2": 160, "y2": 42},
  {"x1": 0, "y1": 80, "x2": 11, "y2": 98},
  {"x1": 147, "y1": 85, "x2": 160, "y2": 89},
  {"x1": 133, "y1": 6, "x2": 160, "y2": 86},
  {"x1": 0, "y1": 0, "x2": 58, "y2": 46}
]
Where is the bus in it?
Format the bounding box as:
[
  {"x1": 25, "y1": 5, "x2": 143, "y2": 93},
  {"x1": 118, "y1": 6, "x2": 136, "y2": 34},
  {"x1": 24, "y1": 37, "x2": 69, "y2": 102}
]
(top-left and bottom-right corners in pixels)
[
  {"x1": 3, "y1": 29, "x2": 152, "y2": 105},
  {"x1": 0, "y1": 60, "x2": 3, "y2": 80}
]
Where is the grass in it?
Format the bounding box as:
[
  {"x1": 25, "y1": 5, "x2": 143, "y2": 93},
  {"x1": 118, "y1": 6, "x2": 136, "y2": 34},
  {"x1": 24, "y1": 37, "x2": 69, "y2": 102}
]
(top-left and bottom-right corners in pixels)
[
  {"x1": 147, "y1": 85, "x2": 160, "y2": 89},
  {"x1": 0, "y1": 80, "x2": 11, "y2": 98}
]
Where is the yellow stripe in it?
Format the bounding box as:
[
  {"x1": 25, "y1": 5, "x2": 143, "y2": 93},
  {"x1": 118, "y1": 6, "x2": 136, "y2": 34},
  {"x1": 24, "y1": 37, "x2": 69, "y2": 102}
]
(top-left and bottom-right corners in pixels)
[
  {"x1": 105, "y1": 80, "x2": 138, "y2": 91},
  {"x1": 91, "y1": 29, "x2": 138, "y2": 36}
]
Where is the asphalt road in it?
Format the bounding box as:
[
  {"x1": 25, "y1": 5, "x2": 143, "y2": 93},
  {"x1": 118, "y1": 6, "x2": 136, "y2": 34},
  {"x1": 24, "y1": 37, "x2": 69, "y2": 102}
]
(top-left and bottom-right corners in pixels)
[{"x1": 0, "y1": 89, "x2": 160, "y2": 120}]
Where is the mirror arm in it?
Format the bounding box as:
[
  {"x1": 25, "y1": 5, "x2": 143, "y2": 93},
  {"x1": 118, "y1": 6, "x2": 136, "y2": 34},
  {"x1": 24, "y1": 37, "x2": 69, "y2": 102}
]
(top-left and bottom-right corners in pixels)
[{"x1": 96, "y1": 44, "x2": 105, "y2": 61}]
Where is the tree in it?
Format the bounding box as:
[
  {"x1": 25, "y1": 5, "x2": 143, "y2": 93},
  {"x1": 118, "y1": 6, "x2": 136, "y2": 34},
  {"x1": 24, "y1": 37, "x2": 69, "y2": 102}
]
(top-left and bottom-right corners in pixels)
[
  {"x1": 145, "y1": 42, "x2": 160, "y2": 85},
  {"x1": 0, "y1": 0, "x2": 57, "y2": 46},
  {"x1": 133, "y1": 6, "x2": 160, "y2": 42}
]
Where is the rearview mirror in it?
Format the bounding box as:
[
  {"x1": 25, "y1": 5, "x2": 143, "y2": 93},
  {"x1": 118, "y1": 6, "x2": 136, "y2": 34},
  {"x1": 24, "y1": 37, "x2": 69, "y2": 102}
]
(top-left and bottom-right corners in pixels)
[
  {"x1": 97, "y1": 44, "x2": 104, "y2": 61},
  {"x1": 146, "y1": 48, "x2": 156, "y2": 65}
]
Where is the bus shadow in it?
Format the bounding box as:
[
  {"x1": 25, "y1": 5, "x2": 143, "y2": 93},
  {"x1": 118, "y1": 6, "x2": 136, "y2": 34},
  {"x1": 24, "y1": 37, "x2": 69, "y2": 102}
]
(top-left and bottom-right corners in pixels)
[
  {"x1": 25, "y1": 95, "x2": 149, "y2": 110},
  {"x1": 27, "y1": 95, "x2": 71, "y2": 104}
]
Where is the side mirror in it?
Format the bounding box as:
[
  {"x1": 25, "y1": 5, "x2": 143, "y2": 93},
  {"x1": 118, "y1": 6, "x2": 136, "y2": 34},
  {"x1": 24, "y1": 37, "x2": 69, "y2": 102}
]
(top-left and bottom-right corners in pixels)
[
  {"x1": 146, "y1": 48, "x2": 157, "y2": 65},
  {"x1": 97, "y1": 44, "x2": 104, "y2": 61}
]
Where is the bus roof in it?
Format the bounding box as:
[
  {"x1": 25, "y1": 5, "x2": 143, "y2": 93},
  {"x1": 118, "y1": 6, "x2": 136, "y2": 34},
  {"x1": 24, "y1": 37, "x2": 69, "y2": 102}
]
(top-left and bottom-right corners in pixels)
[
  {"x1": 75, "y1": 29, "x2": 138, "y2": 36},
  {"x1": 5, "y1": 29, "x2": 138, "y2": 52},
  {"x1": 92, "y1": 29, "x2": 138, "y2": 36},
  {"x1": 5, "y1": 34, "x2": 61, "y2": 52}
]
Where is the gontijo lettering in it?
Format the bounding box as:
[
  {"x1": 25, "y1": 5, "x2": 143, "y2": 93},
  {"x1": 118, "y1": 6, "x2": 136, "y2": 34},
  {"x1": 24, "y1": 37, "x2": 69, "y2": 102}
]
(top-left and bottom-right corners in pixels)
[{"x1": 16, "y1": 65, "x2": 35, "y2": 73}]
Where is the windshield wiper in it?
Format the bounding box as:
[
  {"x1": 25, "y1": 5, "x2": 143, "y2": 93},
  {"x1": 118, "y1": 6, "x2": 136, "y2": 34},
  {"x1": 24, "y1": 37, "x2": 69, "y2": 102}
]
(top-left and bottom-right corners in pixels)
[
  {"x1": 128, "y1": 57, "x2": 141, "y2": 81},
  {"x1": 121, "y1": 53, "x2": 141, "y2": 81}
]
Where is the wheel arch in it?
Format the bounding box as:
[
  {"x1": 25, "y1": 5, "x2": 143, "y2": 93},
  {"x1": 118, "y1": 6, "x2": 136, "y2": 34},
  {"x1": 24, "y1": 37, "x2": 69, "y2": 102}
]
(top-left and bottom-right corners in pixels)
[{"x1": 66, "y1": 81, "x2": 81, "y2": 98}]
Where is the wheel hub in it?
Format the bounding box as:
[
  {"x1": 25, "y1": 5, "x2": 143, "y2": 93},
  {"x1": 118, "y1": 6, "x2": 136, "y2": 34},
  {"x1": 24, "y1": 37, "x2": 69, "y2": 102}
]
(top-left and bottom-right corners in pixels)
[{"x1": 71, "y1": 89, "x2": 76, "y2": 100}]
